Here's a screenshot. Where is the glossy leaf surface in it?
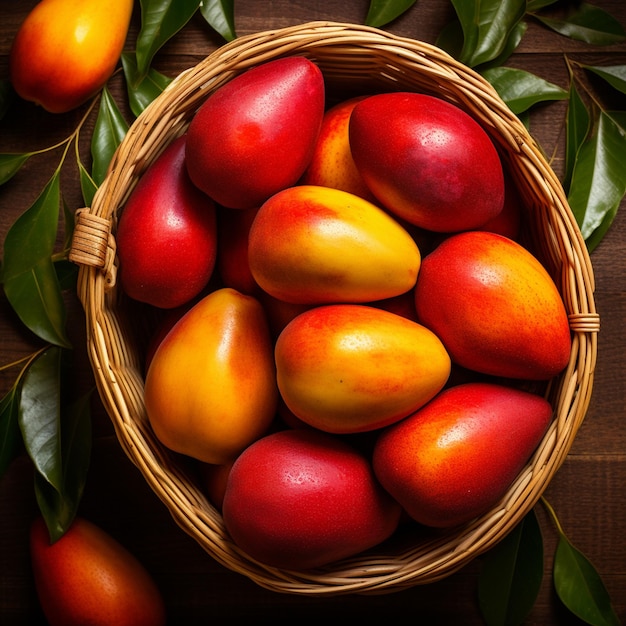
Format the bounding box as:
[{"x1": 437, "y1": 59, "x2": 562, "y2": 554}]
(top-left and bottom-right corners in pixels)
[
  {"x1": 91, "y1": 87, "x2": 130, "y2": 186},
  {"x1": 564, "y1": 79, "x2": 590, "y2": 191},
  {"x1": 365, "y1": 0, "x2": 417, "y2": 27},
  {"x1": 121, "y1": 52, "x2": 172, "y2": 118},
  {"x1": 584, "y1": 64, "x2": 626, "y2": 96},
  {"x1": 478, "y1": 510, "x2": 544, "y2": 626},
  {"x1": 568, "y1": 109, "x2": 626, "y2": 251},
  {"x1": 200, "y1": 0, "x2": 236, "y2": 41},
  {"x1": 481, "y1": 66, "x2": 567, "y2": 114},
  {"x1": 17, "y1": 348, "x2": 64, "y2": 492},
  {"x1": 1, "y1": 171, "x2": 71, "y2": 348},
  {"x1": 35, "y1": 390, "x2": 92, "y2": 542},
  {"x1": 554, "y1": 534, "x2": 621, "y2": 626},
  {"x1": 533, "y1": 3, "x2": 626, "y2": 45},
  {"x1": 136, "y1": 0, "x2": 201, "y2": 78},
  {"x1": 0, "y1": 153, "x2": 30, "y2": 185},
  {"x1": 450, "y1": 0, "x2": 526, "y2": 67}
]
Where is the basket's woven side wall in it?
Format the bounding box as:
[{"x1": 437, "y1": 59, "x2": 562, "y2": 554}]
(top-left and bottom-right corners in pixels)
[{"x1": 69, "y1": 22, "x2": 599, "y2": 596}]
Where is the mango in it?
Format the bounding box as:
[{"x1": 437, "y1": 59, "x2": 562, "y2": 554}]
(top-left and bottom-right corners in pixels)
[
  {"x1": 144, "y1": 288, "x2": 277, "y2": 464},
  {"x1": 373, "y1": 382, "x2": 553, "y2": 528},
  {"x1": 185, "y1": 56, "x2": 325, "y2": 209},
  {"x1": 414, "y1": 231, "x2": 572, "y2": 380},
  {"x1": 30, "y1": 516, "x2": 166, "y2": 626},
  {"x1": 216, "y1": 206, "x2": 261, "y2": 296},
  {"x1": 349, "y1": 92, "x2": 505, "y2": 232},
  {"x1": 248, "y1": 185, "x2": 421, "y2": 304},
  {"x1": 116, "y1": 135, "x2": 218, "y2": 309},
  {"x1": 274, "y1": 304, "x2": 451, "y2": 433},
  {"x1": 222, "y1": 428, "x2": 402, "y2": 570},
  {"x1": 300, "y1": 96, "x2": 376, "y2": 202},
  {"x1": 9, "y1": 0, "x2": 133, "y2": 113}
]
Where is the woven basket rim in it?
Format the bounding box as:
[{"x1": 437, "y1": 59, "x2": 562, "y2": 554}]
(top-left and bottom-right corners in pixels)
[{"x1": 69, "y1": 20, "x2": 599, "y2": 595}]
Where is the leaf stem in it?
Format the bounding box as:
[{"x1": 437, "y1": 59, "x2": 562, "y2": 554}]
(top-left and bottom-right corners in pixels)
[
  {"x1": 540, "y1": 496, "x2": 566, "y2": 536},
  {"x1": 0, "y1": 346, "x2": 49, "y2": 376}
]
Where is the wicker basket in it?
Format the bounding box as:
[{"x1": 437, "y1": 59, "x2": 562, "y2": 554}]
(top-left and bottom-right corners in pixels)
[{"x1": 68, "y1": 21, "x2": 599, "y2": 595}]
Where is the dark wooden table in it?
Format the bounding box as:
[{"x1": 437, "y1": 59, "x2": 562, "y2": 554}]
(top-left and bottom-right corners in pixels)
[{"x1": 1, "y1": 1, "x2": 625, "y2": 624}]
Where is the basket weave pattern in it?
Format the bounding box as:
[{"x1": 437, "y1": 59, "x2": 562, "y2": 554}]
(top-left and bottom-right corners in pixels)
[{"x1": 69, "y1": 22, "x2": 599, "y2": 595}]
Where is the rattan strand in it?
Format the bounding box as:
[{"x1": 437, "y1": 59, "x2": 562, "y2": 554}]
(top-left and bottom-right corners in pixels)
[{"x1": 69, "y1": 22, "x2": 599, "y2": 595}]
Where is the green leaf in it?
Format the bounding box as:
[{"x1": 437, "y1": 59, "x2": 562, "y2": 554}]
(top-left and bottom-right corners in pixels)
[
  {"x1": 91, "y1": 87, "x2": 129, "y2": 186},
  {"x1": 34, "y1": 390, "x2": 92, "y2": 542},
  {"x1": 1, "y1": 171, "x2": 72, "y2": 348},
  {"x1": 568, "y1": 109, "x2": 626, "y2": 252},
  {"x1": 554, "y1": 533, "x2": 621, "y2": 626},
  {"x1": 121, "y1": 52, "x2": 172, "y2": 118},
  {"x1": 0, "y1": 153, "x2": 31, "y2": 185},
  {"x1": 0, "y1": 386, "x2": 22, "y2": 478},
  {"x1": 450, "y1": 0, "x2": 527, "y2": 67},
  {"x1": 478, "y1": 510, "x2": 544, "y2": 626},
  {"x1": 532, "y1": 3, "x2": 626, "y2": 46},
  {"x1": 199, "y1": 0, "x2": 236, "y2": 41},
  {"x1": 78, "y1": 159, "x2": 98, "y2": 208},
  {"x1": 365, "y1": 0, "x2": 417, "y2": 27},
  {"x1": 136, "y1": 0, "x2": 201, "y2": 79},
  {"x1": 480, "y1": 20, "x2": 528, "y2": 69},
  {"x1": 526, "y1": 0, "x2": 558, "y2": 11},
  {"x1": 18, "y1": 347, "x2": 64, "y2": 492},
  {"x1": 584, "y1": 64, "x2": 626, "y2": 96},
  {"x1": 564, "y1": 79, "x2": 590, "y2": 191},
  {"x1": 481, "y1": 66, "x2": 567, "y2": 114}
]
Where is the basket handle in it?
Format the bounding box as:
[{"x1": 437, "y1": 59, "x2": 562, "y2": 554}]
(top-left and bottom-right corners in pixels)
[{"x1": 68, "y1": 208, "x2": 117, "y2": 288}]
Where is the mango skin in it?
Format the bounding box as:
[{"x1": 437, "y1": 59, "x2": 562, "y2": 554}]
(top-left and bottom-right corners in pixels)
[
  {"x1": 349, "y1": 92, "x2": 505, "y2": 232},
  {"x1": 116, "y1": 135, "x2": 218, "y2": 309},
  {"x1": 144, "y1": 288, "x2": 278, "y2": 464},
  {"x1": 414, "y1": 231, "x2": 572, "y2": 380},
  {"x1": 248, "y1": 185, "x2": 421, "y2": 304},
  {"x1": 222, "y1": 428, "x2": 402, "y2": 570},
  {"x1": 9, "y1": 0, "x2": 133, "y2": 113},
  {"x1": 185, "y1": 56, "x2": 325, "y2": 209},
  {"x1": 30, "y1": 516, "x2": 166, "y2": 626},
  {"x1": 373, "y1": 382, "x2": 553, "y2": 528},
  {"x1": 300, "y1": 96, "x2": 376, "y2": 202},
  {"x1": 275, "y1": 304, "x2": 451, "y2": 434}
]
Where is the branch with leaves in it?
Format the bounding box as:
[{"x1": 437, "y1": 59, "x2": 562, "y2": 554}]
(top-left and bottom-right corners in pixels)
[{"x1": 1, "y1": 0, "x2": 624, "y2": 624}]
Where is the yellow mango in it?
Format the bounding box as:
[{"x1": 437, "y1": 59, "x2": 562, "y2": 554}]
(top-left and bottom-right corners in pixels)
[
  {"x1": 275, "y1": 304, "x2": 451, "y2": 434},
  {"x1": 248, "y1": 185, "x2": 421, "y2": 304},
  {"x1": 144, "y1": 288, "x2": 278, "y2": 464},
  {"x1": 9, "y1": 0, "x2": 133, "y2": 113}
]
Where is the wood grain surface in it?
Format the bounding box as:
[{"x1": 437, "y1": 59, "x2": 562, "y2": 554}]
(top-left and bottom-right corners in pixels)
[{"x1": 1, "y1": 1, "x2": 625, "y2": 624}]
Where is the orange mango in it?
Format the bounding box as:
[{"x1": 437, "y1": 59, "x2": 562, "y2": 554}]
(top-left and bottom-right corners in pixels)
[
  {"x1": 414, "y1": 231, "x2": 572, "y2": 380},
  {"x1": 30, "y1": 516, "x2": 166, "y2": 626},
  {"x1": 9, "y1": 0, "x2": 133, "y2": 113},
  {"x1": 274, "y1": 304, "x2": 451, "y2": 433},
  {"x1": 248, "y1": 185, "x2": 421, "y2": 304},
  {"x1": 300, "y1": 96, "x2": 377, "y2": 202},
  {"x1": 144, "y1": 288, "x2": 277, "y2": 464}
]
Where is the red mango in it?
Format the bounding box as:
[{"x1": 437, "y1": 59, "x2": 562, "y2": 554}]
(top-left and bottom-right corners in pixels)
[
  {"x1": 116, "y1": 135, "x2": 218, "y2": 309},
  {"x1": 185, "y1": 56, "x2": 325, "y2": 209},
  {"x1": 349, "y1": 92, "x2": 505, "y2": 232},
  {"x1": 222, "y1": 429, "x2": 402, "y2": 570},
  {"x1": 373, "y1": 382, "x2": 553, "y2": 528},
  {"x1": 30, "y1": 516, "x2": 166, "y2": 626}
]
